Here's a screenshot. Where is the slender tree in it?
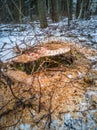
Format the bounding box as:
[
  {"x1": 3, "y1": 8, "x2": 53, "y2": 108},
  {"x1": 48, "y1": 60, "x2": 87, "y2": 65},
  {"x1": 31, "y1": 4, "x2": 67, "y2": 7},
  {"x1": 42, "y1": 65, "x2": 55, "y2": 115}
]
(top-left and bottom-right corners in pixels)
[
  {"x1": 85, "y1": 0, "x2": 93, "y2": 19},
  {"x1": 19, "y1": 0, "x2": 22, "y2": 23},
  {"x1": 60, "y1": 0, "x2": 68, "y2": 17},
  {"x1": 37, "y1": 0, "x2": 48, "y2": 28},
  {"x1": 50, "y1": 0, "x2": 59, "y2": 22},
  {"x1": 76, "y1": 0, "x2": 81, "y2": 18},
  {"x1": 46, "y1": 0, "x2": 51, "y2": 15},
  {"x1": 67, "y1": 0, "x2": 73, "y2": 26},
  {"x1": 78, "y1": 0, "x2": 92, "y2": 19},
  {"x1": 94, "y1": 6, "x2": 97, "y2": 15}
]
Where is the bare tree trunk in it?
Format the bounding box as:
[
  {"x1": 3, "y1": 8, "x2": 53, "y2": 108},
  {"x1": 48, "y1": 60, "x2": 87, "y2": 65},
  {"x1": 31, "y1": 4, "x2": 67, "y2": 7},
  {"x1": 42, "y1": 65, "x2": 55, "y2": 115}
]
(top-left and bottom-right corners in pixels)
[
  {"x1": 76, "y1": 0, "x2": 81, "y2": 18},
  {"x1": 5, "y1": 3, "x2": 14, "y2": 22},
  {"x1": 50, "y1": 0, "x2": 59, "y2": 22},
  {"x1": 78, "y1": 0, "x2": 84, "y2": 19},
  {"x1": 46, "y1": 0, "x2": 51, "y2": 15},
  {"x1": 19, "y1": 0, "x2": 22, "y2": 23},
  {"x1": 69, "y1": 0, "x2": 73, "y2": 20},
  {"x1": 78, "y1": 0, "x2": 92, "y2": 19},
  {"x1": 29, "y1": 0, "x2": 32, "y2": 21},
  {"x1": 59, "y1": 0, "x2": 67, "y2": 17},
  {"x1": 85, "y1": 0, "x2": 93, "y2": 19},
  {"x1": 37, "y1": 0, "x2": 48, "y2": 28},
  {"x1": 67, "y1": 0, "x2": 73, "y2": 26}
]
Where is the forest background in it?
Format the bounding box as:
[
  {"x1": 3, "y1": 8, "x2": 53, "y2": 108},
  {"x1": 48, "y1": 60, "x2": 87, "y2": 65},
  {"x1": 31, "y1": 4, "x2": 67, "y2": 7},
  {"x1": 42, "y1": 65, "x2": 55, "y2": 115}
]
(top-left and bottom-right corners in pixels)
[{"x1": 0, "y1": 0, "x2": 97, "y2": 28}]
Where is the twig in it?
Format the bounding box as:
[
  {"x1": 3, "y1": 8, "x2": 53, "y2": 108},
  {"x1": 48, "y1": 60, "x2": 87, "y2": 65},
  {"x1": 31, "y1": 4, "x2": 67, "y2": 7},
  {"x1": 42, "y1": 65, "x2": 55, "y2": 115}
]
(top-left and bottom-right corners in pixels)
[
  {"x1": 37, "y1": 77, "x2": 42, "y2": 113},
  {"x1": 0, "y1": 109, "x2": 23, "y2": 129},
  {"x1": 48, "y1": 92, "x2": 54, "y2": 128}
]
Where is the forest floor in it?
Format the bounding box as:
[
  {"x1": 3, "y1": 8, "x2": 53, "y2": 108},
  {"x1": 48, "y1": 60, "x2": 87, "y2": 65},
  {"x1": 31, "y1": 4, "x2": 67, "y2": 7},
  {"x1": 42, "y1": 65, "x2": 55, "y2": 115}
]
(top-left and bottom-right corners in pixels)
[
  {"x1": 0, "y1": 16, "x2": 97, "y2": 130},
  {"x1": 0, "y1": 15, "x2": 97, "y2": 61}
]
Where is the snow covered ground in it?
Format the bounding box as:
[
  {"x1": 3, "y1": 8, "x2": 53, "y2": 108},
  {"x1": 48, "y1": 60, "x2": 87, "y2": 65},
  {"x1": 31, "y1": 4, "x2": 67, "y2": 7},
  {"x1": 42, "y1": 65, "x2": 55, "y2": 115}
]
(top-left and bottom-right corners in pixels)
[{"x1": 0, "y1": 15, "x2": 97, "y2": 61}]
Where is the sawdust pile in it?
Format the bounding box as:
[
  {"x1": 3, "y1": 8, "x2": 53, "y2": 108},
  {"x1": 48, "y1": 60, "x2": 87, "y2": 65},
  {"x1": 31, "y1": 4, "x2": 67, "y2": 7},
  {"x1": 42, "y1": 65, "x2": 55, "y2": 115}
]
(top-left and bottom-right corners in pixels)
[{"x1": 0, "y1": 40, "x2": 97, "y2": 129}]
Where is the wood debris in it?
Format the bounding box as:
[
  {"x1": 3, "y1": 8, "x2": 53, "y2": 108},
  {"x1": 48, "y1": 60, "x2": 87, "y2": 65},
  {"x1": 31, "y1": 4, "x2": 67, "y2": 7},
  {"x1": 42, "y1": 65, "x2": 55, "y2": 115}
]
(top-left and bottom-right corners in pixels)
[{"x1": 0, "y1": 40, "x2": 97, "y2": 129}]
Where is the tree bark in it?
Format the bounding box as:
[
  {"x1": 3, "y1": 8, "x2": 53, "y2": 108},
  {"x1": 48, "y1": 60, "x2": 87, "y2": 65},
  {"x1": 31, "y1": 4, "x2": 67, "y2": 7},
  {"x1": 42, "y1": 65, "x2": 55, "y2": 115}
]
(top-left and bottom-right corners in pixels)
[
  {"x1": 50, "y1": 0, "x2": 59, "y2": 22},
  {"x1": 60, "y1": 0, "x2": 68, "y2": 16},
  {"x1": 67, "y1": 0, "x2": 73, "y2": 26},
  {"x1": 76, "y1": 0, "x2": 81, "y2": 18},
  {"x1": 78, "y1": 0, "x2": 92, "y2": 19},
  {"x1": 37, "y1": 0, "x2": 48, "y2": 28}
]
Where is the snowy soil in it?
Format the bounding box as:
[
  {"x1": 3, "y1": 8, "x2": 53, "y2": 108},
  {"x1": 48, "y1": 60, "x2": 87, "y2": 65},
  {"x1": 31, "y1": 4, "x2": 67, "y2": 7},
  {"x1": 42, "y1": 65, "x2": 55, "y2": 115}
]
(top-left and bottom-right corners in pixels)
[{"x1": 0, "y1": 16, "x2": 97, "y2": 61}]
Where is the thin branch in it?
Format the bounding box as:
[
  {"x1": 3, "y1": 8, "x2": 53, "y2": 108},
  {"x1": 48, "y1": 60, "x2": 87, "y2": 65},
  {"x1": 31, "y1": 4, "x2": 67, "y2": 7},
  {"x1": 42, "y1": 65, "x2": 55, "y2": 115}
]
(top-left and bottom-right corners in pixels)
[
  {"x1": 0, "y1": 109, "x2": 23, "y2": 129},
  {"x1": 37, "y1": 76, "x2": 42, "y2": 113}
]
